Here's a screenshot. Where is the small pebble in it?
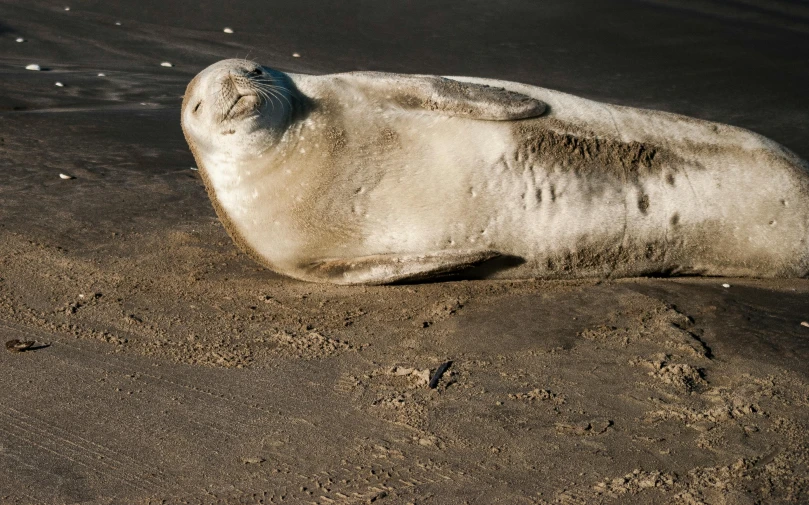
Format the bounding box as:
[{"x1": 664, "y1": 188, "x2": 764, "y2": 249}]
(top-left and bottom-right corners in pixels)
[
  {"x1": 428, "y1": 360, "x2": 452, "y2": 389},
  {"x1": 292, "y1": 52, "x2": 301, "y2": 58},
  {"x1": 160, "y1": 62, "x2": 173, "y2": 67},
  {"x1": 721, "y1": 283, "x2": 731, "y2": 288},
  {"x1": 97, "y1": 73, "x2": 106, "y2": 77},
  {"x1": 25, "y1": 64, "x2": 41, "y2": 71},
  {"x1": 115, "y1": 22, "x2": 121, "y2": 26},
  {"x1": 801, "y1": 321, "x2": 809, "y2": 328},
  {"x1": 55, "y1": 82, "x2": 64, "y2": 87},
  {"x1": 64, "y1": 6, "x2": 70, "y2": 11},
  {"x1": 242, "y1": 457, "x2": 264, "y2": 464},
  {"x1": 223, "y1": 27, "x2": 234, "y2": 34},
  {"x1": 15, "y1": 37, "x2": 25, "y2": 43},
  {"x1": 6, "y1": 339, "x2": 35, "y2": 353},
  {"x1": 59, "y1": 173, "x2": 75, "y2": 180}
]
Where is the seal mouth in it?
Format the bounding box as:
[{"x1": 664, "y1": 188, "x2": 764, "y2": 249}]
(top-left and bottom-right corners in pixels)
[{"x1": 225, "y1": 93, "x2": 259, "y2": 120}]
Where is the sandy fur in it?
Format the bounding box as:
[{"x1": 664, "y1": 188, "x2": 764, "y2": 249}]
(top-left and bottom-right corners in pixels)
[{"x1": 182, "y1": 60, "x2": 809, "y2": 284}]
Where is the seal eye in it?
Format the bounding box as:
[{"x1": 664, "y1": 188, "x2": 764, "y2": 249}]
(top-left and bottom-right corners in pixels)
[
  {"x1": 193, "y1": 101, "x2": 202, "y2": 113},
  {"x1": 247, "y1": 68, "x2": 262, "y2": 77}
]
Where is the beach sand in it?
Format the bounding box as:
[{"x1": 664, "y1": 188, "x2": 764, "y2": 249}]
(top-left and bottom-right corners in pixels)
[{"x1": 1, "y1": 1, "x2": 808, "y2": 503}]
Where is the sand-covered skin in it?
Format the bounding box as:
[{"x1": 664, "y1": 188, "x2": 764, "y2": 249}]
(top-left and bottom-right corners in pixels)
[{"x1": 2, "y1": 1, "x2": 809, "y2": 503}]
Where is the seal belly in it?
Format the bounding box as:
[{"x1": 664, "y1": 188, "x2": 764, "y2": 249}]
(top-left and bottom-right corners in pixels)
[{"x1": 320, "y1": 107, "x2": 509, "y2": 255}]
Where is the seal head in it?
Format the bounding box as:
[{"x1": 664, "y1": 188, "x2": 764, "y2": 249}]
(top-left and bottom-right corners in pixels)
[
  {"x1": 182, "y1": 59, "x2": 307, "y2": 275},
  {"x1": 182, "y1": 59, "x2": 296, "y2": 164}
]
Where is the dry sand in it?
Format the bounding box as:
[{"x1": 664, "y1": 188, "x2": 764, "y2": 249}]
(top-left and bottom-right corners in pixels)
[{"x1": 1, "y1": 1, "x2": 809, "y2": 503}]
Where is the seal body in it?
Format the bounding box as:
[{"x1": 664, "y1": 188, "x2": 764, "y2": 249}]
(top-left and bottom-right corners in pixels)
[{"x1": 182, "y1": 59, "x2": 809, "y2": 284}]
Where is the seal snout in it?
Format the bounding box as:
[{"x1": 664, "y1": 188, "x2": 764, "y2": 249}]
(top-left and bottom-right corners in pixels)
[
  {"x1": 225, "y1": 93, "x2": 259, "y2": 120},
  {"x1": 216, "y1": 69, "x2": 262, "y2": 121}
]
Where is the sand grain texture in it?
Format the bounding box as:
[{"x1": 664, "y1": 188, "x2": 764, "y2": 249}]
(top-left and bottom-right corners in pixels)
[{"x1": 1, "y1": 0, "x2": 809, "y2": 503}]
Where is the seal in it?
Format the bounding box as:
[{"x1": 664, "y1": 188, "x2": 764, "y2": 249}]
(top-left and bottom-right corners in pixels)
[{"x1": 182, "y1": 59, "x2": 809, "y2": 284}]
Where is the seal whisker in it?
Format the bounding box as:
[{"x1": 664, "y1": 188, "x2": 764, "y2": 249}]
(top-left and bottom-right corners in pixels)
[
  {"x1": 258, "y1": 88, "x2": 270, "y2": 108},
  {"x1": 255, "y1": 82, "x2": 284, "y2": 111},
  {"x1": 250, "y1": 81, "x2": 273, "y2": 108},
  {"x1": 252, "y1": 86, "x2": 266, "y2": 109},
  {"x1": 256, "y1": 87, "x2": 275, "y2": 112},
  {"x1": 264, "y1": 88, "x2": 281, "y2": 112},
  {"x1": 255, "y1": 81, "x2": 292, "y2": 109}
]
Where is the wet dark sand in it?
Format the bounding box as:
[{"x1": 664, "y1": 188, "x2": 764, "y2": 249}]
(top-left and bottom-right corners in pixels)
[{"x1": 1, "y1": 1, "x2": 808, "y2": 503}]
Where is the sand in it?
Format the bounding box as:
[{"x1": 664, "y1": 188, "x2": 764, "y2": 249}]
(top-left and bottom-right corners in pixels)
[{"x1": 1, "y1": 1, "x2": 808, "y2": 503}]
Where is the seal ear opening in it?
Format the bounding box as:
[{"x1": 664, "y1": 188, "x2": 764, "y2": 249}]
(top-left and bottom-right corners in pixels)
[{"x1": 193, "y1": 101, "x2": 202, "y2": 113}]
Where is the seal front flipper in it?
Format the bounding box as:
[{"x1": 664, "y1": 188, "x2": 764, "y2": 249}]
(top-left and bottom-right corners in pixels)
[
  {"x1": 339, "y1": 72, "x2": 546, "y2": 120},
  {"x1": 300, "y1": 250, "x2": 501, "y2": 285}
]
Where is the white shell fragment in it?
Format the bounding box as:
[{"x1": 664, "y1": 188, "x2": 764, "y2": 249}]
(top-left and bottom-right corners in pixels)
[
  {"x1": 55, "y1": 82, "x2": 64, "y2": 87},
  {"x1": 97, "y1": 73, "x2": 106, "y2": 77},
  {"x1": 292, "y1": 52, "x2": 301, "y2": 58},
  {"x1": 721, "y1": 283, "x2": 731, "y2": 288},
  {"x1": 64, "y1": 6, "x2": 70, "y2": 11},
  {"x1": 190, "y1": 166, "x2": 199, "y2": 171},
  {"x1": 160, "y1": 62, "x2": 173, "y2": 67},
  {"x1": 59, "y1": 173, "x2": 75, "y2": 180},
  {"x1": 223, "y1": 27, "x2": 234, "y2": 34},
  {"x1": 801, "y1": 321, "x2": 809, "y2": 328},
  {"x1": 25, "y1": 64, "x2": 41, "y2": 71},
  {"x1": 115, "y1": 22, "x2": 121, "y2": 26},
  {"x1": 15, "y1": 37, "x2": 25, "y2": 43}
]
